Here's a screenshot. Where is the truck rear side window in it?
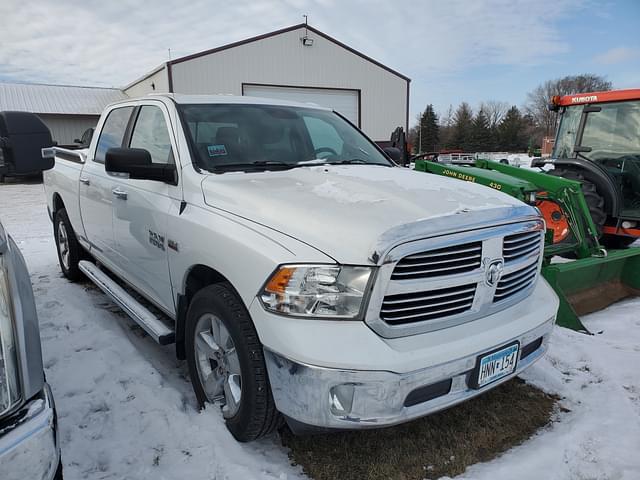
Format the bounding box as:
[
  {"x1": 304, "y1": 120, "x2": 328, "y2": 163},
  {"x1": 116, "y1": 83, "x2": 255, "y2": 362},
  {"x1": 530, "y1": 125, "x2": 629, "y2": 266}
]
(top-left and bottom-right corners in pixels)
[
  {"x1": 94, "y1": 107, "x2": 134, "y2": 163},
  {"x1": 129, "y1": 106, "x2": 174, "y2": 165}
]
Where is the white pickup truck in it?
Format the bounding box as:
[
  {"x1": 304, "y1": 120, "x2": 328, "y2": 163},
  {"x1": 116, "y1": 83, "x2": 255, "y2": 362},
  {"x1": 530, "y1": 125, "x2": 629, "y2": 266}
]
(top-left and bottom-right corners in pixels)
[{"x1": 41, "y1": 94, "x2": 558, "y2": 441}]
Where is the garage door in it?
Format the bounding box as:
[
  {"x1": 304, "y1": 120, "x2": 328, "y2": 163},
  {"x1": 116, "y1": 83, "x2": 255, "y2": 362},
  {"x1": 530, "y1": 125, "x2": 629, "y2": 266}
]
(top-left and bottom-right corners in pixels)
[{"x1": 242, "y1": 84, "x2": 359, "y2": 126}]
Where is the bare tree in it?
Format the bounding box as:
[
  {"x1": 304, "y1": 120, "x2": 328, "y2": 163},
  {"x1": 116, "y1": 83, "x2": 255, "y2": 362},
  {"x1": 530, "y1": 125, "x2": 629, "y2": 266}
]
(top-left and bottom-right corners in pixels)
[
  {"x1": 480, "y1": 100, "x2": 510, "y2": 129},
  {"x1": 438, "y1": 104, "x2": 455, "y2": 148},
  {"x1": 525, "y1": 74, "x2": 613, "y2": 136}
]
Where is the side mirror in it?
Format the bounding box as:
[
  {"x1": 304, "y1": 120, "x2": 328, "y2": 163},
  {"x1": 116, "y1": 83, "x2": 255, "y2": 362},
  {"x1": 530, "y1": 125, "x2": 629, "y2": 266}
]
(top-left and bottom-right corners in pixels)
[
  {"x1": 105, "y1": 148, "x2": 176, "y2": 183},
  {"x1": 383, "y1": 146, "x2": 402, "y2": 162},
  {"x1": 0, "y1": 111, "x2": 55, "y2": 174},
  {"x1": 530, "y1": 158, "x2": 546, "y2": 168}
]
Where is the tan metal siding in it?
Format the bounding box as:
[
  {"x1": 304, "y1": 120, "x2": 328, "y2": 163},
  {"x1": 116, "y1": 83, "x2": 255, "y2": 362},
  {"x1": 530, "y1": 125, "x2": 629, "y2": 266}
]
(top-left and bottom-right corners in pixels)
[
  {"x1": 39, "y1": 114, "x2": 100, "y2": 145},
  {"x1": 124, "y1": 67, "x2": 169, "y2": 98},
  {"x1": 170, "y1": 28, "x2": 407, "y2": 141}
]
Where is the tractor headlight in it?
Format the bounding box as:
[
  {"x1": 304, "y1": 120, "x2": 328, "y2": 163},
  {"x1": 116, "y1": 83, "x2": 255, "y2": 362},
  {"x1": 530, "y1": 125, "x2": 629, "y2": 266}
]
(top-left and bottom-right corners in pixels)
[
  {"x1": 0, "y1": 255, "x2": 20, "y2": 415},
  {"x1": 260, "y1": 265, "x2": 373, "y2": 318}
]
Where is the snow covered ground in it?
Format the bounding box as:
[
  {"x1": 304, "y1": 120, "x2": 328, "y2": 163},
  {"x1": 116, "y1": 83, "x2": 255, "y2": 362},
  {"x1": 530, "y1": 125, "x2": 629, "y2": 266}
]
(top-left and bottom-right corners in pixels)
[{"x1": 1, "y1": 180, "x2": 639, "y2": 480}]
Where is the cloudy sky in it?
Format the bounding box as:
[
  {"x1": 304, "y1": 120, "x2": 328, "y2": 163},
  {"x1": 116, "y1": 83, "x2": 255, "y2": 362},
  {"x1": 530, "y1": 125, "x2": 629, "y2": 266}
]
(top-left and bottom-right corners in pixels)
[{"x1": 1, "y1": 0, "x2": 638, "y2": 123}]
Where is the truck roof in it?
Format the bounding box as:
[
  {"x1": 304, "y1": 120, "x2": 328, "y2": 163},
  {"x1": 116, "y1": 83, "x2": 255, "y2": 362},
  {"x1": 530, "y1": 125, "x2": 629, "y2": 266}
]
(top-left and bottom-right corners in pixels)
[
  {"x1": 113, "y1": 93, "x2": 332, "y2": 111},
  {"x1": 554, "y1": 88, "x2": 640, "y2": 107}
]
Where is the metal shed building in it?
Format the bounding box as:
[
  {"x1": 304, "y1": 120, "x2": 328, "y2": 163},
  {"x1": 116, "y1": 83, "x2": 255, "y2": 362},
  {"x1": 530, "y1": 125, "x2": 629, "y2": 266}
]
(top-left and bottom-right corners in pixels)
[
  {"x1": 124, "y1": 24, "x2": 410, "y2": 142},
  {"x1": 0, "y1": 82, "x2": 126, "y2": 145}
]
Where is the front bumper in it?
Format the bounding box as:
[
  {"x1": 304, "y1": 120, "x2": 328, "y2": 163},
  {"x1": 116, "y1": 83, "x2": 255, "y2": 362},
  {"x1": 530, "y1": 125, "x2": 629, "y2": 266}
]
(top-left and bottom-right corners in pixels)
[
  {"x1": 0, "y1": 383, "x2": 60, "y2": 480},
  {"x1": 265, "y1": 317, "x2": 554, "y2": 429}
]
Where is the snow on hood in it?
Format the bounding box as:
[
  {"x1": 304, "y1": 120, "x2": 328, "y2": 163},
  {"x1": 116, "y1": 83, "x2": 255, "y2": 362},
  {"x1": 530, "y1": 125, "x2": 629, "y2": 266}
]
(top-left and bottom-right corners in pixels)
[{"x1": 201, "y1": 165, "x2": 533, "y2": 264}]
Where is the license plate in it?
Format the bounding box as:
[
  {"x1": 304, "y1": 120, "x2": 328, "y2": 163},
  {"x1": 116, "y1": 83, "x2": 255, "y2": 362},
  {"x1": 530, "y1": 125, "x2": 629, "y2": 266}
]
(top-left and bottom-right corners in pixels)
[{"x1": 472, "y1": 342, "x2": 519, "y2": 389}]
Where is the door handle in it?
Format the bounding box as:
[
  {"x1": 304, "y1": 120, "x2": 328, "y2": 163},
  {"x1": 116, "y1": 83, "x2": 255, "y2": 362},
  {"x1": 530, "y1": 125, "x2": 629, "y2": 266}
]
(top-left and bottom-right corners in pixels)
[
  {"x1": 112, "y1": 187, "x2": 128, "y2": 200},
  {"x1": 79, "y1": 177, "x2": 90, "y2": 186}
]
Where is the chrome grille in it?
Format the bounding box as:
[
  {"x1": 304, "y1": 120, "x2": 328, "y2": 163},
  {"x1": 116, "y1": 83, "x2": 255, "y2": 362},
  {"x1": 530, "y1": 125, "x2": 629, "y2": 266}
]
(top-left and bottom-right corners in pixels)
[
  {"x1": 502, "y1": 231, "x2": 541, "y2": 262},
  {"x1": 381, "y1": 284, "x2": 476, "y2": 325},
  {"x1": 494, "y1": 262, "x2": 538, "y2": 302},
  {"x1": 390, "y1": 241, "x2": 482, "y2": 280},
  {"x1": 371, "y1": 219, "x2": 544, "y2": 337}
]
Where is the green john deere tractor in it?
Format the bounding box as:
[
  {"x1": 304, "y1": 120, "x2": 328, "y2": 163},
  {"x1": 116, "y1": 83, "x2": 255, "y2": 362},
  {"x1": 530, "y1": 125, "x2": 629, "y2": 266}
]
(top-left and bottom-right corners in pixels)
[{"x1": 412, "y1": 88, "x2": 640, "y2": 332}]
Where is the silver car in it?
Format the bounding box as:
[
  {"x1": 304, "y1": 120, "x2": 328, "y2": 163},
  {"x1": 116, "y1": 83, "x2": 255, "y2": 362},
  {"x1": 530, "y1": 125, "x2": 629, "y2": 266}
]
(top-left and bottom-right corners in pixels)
[{"x1": 0, "y1": 220, "x2": 62, "y2": 479}]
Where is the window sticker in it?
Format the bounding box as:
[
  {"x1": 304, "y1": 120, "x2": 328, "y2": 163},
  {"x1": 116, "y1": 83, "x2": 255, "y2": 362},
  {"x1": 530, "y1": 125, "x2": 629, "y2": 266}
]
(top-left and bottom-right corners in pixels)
[{"x1": 207, "y1": 144, "x2": 227, "y2": 157}]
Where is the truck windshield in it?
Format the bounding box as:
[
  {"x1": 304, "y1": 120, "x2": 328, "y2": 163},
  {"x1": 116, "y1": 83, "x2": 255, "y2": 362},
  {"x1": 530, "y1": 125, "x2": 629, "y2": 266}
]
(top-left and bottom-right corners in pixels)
[
  {"x1": 554, "y1": 101, "x2": 640, "y2": 161},
  {"x1": 178, "y1": 104, "x2": 392, "y2": 172}
]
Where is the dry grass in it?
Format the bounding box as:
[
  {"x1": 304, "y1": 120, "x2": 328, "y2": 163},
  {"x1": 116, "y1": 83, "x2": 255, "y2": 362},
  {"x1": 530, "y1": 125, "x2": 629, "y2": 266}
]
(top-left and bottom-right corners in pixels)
[{"x1": 280, "y1": 379, "x2": 557, "y2": 480}]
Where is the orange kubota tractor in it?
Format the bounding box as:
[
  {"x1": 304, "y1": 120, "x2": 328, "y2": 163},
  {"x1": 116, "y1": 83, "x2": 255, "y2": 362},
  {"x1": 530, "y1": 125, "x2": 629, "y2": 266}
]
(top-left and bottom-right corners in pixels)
[{"x1": 541, "y1": 88, "x2": 640, "y2": 247}]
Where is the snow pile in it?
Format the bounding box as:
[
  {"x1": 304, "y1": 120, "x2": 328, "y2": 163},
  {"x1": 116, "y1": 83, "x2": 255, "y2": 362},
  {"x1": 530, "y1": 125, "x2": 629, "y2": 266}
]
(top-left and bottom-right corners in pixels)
[
  {"x1": 0, "y1": 181, "x2": 303, "y2": 480},
  {"x1": 1, "y1": 181, "x2": 638, "y2": 479},
  {"x1": 455, "y1": 304, "x2": 640, "y2": 479}
]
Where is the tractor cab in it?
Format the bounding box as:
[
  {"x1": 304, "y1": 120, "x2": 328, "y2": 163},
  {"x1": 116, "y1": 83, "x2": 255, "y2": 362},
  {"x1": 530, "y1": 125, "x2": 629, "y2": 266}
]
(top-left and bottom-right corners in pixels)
[{"x1": 549, "y1": 89, "x2": 640, "y2": 244}]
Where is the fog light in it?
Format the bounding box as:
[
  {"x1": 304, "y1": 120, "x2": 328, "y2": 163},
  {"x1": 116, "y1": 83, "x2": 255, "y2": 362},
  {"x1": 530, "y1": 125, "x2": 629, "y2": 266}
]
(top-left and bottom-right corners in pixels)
[{"x1": 329, "y1": 384, "x2": 355, "y2": 416}]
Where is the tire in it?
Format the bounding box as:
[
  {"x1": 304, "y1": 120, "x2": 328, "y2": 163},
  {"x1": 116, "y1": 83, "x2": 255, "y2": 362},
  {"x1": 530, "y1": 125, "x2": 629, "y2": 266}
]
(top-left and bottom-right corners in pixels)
[
  {"x1": 185, "y1": 283, "x2": 280, "y2": 442},
  {"x1": 53, "y1": 459, "x2": 64, "y2": 479},
  {"x1": 53, "y1": 208, "x2": 83, "y2": 281},
  {"x1": 549, "y1": 167, "x2": 607, "y2": 235},
  {"x1": 601, "y1": 234, "x2": 638, "y2": 249}
]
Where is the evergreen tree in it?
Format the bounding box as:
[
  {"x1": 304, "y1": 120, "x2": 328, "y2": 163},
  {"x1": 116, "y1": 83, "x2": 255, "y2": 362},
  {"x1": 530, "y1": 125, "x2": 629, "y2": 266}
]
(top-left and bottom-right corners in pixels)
[
  {"x1": 498, "y1": 106, "x2": 528, "y2": 151},
  {"x1": 417, "y1": 104, "x2": 440, "y2": 153},
  {"x1": 470, "y1": 109, "x2": 492, "y2": 152},
  {"x1": 450, "y1": 103, "x2": 473, "y2": 151}
]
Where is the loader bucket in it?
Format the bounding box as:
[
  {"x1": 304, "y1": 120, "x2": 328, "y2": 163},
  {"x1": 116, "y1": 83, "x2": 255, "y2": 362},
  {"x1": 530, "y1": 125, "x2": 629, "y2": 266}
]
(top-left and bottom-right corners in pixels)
[{"x1": 542, "y1": 248, "x2": 640, "y2": 332}]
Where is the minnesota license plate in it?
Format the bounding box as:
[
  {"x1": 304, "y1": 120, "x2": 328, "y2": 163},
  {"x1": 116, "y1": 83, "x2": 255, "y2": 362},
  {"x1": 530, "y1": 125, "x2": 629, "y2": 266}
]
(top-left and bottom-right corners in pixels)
[{"x1": 473, "y1": 342, "x2": 519, "y2": 388}]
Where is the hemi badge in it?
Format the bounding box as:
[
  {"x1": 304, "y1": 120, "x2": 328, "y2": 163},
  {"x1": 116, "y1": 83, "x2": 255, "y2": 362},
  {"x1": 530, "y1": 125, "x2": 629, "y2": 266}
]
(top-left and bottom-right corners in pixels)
[{"x1": 168, "y1": 239, "x2": 179, "y2": 252}]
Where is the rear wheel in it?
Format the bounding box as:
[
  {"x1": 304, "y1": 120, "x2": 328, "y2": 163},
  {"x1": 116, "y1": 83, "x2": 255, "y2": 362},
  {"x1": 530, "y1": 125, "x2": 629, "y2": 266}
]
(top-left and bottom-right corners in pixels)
[
  {"x1": 548, "y1": 167, "x2": 607, "y2": 235},
  {"x1": 53, "y1": 208, "x2": 83, "y2": 281},
  {"x1": 53, "y1": 459, "x2": 64, "y2": 479}
]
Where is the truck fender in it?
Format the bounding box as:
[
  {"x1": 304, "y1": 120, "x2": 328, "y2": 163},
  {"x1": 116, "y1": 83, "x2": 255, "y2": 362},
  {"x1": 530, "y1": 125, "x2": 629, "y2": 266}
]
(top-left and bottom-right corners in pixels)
[{"x1": 175, "y1": 264, "x2": 241, "y2": 360}]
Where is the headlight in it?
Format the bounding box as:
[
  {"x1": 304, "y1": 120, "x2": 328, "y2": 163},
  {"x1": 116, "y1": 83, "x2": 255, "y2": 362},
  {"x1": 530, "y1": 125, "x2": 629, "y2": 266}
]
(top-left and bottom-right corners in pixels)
[
  {"x1": 260, "y1": 265, "x2": 373, "y2": 318},
  {"x1": 0, "y1": 255, "x2": 20, "y2": 415}
]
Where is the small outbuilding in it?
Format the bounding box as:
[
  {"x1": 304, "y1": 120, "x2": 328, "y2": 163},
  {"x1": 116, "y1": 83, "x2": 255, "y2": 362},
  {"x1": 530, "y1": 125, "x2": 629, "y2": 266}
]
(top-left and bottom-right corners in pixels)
[
  {"x1": 125, "y1": 24, "x2": 410, "y2": 142},
  {"x1": 0, "y1": 82, "x2": 126, "y2": 145}
]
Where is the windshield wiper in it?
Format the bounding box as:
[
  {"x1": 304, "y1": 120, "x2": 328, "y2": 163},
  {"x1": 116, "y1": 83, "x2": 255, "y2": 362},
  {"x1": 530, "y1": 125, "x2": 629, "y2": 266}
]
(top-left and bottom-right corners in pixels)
[
  {"x1": 325, "y1": 158, "x2": 390, "y2": 166},
  {"x1": 575, "y1": 151, "x2": 593, "y2": 162},
  {"x1": 211, "y1": 161, "x2": 296, "y2": 172}
]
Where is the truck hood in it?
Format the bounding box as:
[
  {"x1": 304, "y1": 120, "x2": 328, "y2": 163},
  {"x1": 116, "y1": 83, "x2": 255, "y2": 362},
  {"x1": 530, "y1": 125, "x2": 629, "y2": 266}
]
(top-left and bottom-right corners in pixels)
[{"x1": 201, "y1": 165, "x2": 536, "y2": 264}]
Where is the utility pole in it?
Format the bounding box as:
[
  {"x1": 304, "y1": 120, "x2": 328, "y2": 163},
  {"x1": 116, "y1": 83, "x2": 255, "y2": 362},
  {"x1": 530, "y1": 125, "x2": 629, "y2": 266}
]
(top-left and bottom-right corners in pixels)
[{"x1": 418, "y1": 112, "x2": 423, "y2": 154}]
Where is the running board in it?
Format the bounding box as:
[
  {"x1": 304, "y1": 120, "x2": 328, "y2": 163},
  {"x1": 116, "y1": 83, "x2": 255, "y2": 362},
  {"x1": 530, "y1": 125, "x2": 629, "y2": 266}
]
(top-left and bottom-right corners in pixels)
[{"x1": 78, "y1": 260, "x2": 175, "y2": 345}]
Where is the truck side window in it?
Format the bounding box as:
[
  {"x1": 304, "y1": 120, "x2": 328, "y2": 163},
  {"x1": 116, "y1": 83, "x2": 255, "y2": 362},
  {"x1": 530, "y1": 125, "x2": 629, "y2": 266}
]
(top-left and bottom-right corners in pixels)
[
  {"x1": 94, "y1": 107, "x2": 134, "y2": 163},
  {"x1": 129, "y1": 106, "x2": 174, "y2": 165},
  {"x1": 303, "y1": 116, "x2": 344, "y2": 156}
]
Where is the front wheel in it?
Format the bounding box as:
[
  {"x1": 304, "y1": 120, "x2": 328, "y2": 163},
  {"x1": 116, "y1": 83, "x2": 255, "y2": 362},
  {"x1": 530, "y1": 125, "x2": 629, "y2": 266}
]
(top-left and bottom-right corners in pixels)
[
  {"x1": 185, "y1": 283, "x2": 280, "y2": 442},
  {"x1": 548, "y1": 167, "x2": 607, "y2": 234}
]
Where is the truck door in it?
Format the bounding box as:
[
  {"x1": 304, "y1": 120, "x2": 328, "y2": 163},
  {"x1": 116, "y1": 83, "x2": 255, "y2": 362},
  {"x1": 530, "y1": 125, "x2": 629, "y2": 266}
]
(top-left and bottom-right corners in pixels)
[
  {"x1": 111, "y1": 104, "x2": 180, "y2": 314},
  {"x1": 80, "y1": 106, "x2": 134, "y2": 263}
]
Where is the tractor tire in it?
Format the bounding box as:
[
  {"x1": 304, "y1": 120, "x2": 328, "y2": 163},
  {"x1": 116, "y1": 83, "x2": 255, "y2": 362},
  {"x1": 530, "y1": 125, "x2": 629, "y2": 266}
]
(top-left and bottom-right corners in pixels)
[
  {"x1": 548, "y1": 168, "x2": 607, "y2": 236},
  {"x1": 601, "y1": 234, "x2": 637, "y2": 249}
]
